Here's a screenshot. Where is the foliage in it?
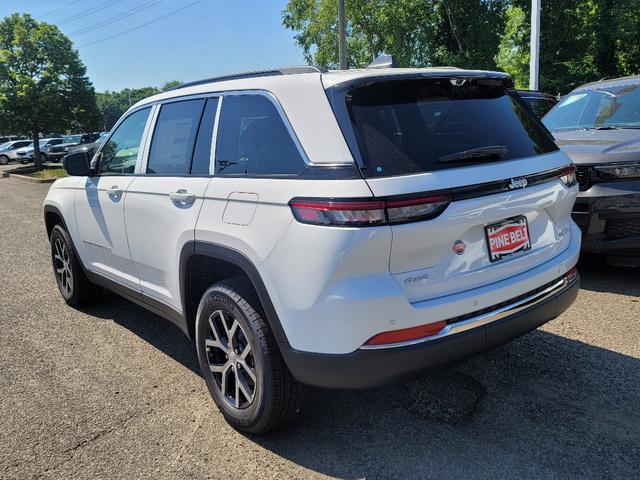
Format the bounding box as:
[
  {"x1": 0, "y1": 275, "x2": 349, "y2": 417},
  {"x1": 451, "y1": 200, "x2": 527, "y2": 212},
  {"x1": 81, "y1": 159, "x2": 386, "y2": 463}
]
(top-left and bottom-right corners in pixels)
[
  {"x1": 283, "y1": 0, "x2": 640, "y2": 95},
  {"x1": 95, "y1": 80, "x2": 181, "y2": 131},
  {"x1": 0, "y1": 13, "x2": 101, "y2": 165},
  {"x1": 282, "y1": 0, "x2": 505, "y2": 70},
  {"x1": 495, "y1": 6, "x2": 529, "y2": 89}
]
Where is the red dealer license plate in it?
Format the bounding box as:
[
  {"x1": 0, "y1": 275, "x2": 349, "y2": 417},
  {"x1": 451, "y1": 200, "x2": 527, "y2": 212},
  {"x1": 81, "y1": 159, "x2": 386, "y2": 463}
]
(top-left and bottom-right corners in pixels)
[{"x1": 485, "y1": 216, "x2": 531, "y2": 262}]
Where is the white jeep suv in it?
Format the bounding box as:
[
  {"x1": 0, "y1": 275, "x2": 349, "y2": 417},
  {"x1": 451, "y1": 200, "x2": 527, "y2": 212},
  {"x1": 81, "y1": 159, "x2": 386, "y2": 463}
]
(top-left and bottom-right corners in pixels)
[{"x1": 44, "y1": 65, "x2": 581, "y2": 433}]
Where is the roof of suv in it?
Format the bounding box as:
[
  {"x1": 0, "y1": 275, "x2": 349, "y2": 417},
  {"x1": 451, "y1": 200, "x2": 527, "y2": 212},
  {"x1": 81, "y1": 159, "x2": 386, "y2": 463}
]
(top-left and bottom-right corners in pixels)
[
  {"x1": 133, "y1": 66, "x2": 512, "y2": 109},
  {"x1": 573, "y1": 75, "x2": 640, "y2": 92},
  {"x1": 129, "y1": 66, "x2": 513, "y2": 167}
]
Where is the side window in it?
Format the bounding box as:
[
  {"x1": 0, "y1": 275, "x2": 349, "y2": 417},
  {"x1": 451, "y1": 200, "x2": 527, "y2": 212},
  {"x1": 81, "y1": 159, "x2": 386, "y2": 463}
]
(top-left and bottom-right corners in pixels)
[
  {"x1": 97, "y1": 107, "x2": 151, "y2": 175},
  {"x1": 190, "y1": 97, "x2": 219, "y2": 175},
  {"x1": 147, "y1": 99, "x2": 205, "y2": 175},
  {"x1": 215, "y1": 94, "x2": 305, "y2": 176}
]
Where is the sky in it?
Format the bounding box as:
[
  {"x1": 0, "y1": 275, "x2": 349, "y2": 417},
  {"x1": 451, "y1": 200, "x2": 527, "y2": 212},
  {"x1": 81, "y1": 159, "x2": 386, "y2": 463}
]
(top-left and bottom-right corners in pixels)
[{"x1": 0, "y1": 0, "x2": 305, "y2": 92}]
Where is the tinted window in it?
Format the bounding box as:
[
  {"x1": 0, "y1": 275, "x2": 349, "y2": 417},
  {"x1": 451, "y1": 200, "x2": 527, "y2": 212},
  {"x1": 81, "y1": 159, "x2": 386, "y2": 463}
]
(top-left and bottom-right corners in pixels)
[
  {"x1": 344, "y1": 79, "x2": 558, "y2": 178},
  {"x1": 97, "y1": 107, "x2": 151, "y2": 175},
  {"x1": 523, "y1": 97, "x2": 557, "y2": 118},
  {"x1": 191, "y1": 98, "x2": 219, "y2": 174},
  {"x1": 543, "y1": 82, "x2": 640, "y2": 130},
  {"x1": 10, "y1": 141, "x2": 31, "y2": 149},
  {"x1": 215, "y1": 95, "x2": 305, "y2": 176},
  {"x1": 147, "y1": 99, "x2": 205, "y2": 175},
  {"x1": 63, "y1": 135, "x2": 82, "y2": 144}
]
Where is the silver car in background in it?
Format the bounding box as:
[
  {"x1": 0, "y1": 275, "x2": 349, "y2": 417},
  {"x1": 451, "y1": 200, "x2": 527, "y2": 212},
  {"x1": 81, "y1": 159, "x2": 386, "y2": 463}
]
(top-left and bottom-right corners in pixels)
[{"x1": 0, "y1": 140, "x2": 32, "y2": 165}]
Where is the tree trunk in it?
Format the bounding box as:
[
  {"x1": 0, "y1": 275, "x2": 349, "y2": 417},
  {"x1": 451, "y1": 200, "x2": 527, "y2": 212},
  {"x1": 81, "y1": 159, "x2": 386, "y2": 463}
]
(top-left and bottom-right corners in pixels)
[{"x1": 33, "y1": 127, "x2": 42, "y2": 170}]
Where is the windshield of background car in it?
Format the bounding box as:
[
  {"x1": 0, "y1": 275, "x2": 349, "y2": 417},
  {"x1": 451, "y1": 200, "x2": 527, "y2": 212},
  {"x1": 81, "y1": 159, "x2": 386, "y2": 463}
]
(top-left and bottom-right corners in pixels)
[
  {"x1": 62, "y1": 135, "x2": 82, "y2": 143},
  {"x1": 343, "y1": 78, "x2": 558, "y2": 178},
  {"x1": 543, "y1": 82, "x2": 640, "y2": 130}
]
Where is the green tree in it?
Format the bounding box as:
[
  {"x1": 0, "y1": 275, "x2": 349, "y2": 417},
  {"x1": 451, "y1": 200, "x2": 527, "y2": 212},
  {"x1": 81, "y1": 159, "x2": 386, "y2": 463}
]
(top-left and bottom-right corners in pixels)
[
  {"x1": 160, "y1": 80, "x2": 182, "y2": 91},
  {"x1": 0, "y1": 13, "x2": 101, "y2": 167},
  {"x1": 495, "y1": 5, "x2": 529, "y2": 89},
  {"x1": 96, "y1": 81, "x2": 182, "y2": 131},
  {"x1": 282, "y1": 0, "x2": 505, "y2": 69},
  {"x1": 497, "y1": 0, "x2": 640, "y2": 95}
]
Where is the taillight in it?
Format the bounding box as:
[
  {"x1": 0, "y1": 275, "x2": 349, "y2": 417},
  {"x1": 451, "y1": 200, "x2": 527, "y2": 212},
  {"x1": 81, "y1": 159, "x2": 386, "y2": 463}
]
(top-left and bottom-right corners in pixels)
[
  {"x1": 289, "y1": 199, "x2": 386, "y2": 227},
  {"x1": 386, "y1": 195, "x2": 451, "y2": 224},
  {"x1": 559, "y1": 164, "x2": 577, "y2": 187},
  {"x1": 363, "y1": 320, "x2": 447, "y2": 347},
  {"x1": 289, "y1": 195, "x2": 451, "y2": 227}
]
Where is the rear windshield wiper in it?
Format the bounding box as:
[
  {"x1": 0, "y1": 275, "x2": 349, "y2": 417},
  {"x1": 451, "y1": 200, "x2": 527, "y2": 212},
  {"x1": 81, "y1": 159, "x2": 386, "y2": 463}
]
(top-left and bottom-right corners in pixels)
[{"x1": 437, "y1": 145, "x2": 508, "y2": 164}]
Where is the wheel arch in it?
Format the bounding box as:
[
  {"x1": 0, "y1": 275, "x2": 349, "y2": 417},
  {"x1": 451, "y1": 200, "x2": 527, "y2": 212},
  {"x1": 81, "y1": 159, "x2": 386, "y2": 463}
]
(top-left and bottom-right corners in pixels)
[
  {"x1": 179, "y1": 241, "x2": 289, "y2": 345},
  {"x1": 44, "y1": 204, "x2": 69, "y2": 238}
]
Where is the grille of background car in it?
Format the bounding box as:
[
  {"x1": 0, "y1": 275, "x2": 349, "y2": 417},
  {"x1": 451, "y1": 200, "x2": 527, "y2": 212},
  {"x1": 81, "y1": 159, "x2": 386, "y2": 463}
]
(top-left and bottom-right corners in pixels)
[{"x1": 606, "y1": 219, "x2": 640, "y2": 240}]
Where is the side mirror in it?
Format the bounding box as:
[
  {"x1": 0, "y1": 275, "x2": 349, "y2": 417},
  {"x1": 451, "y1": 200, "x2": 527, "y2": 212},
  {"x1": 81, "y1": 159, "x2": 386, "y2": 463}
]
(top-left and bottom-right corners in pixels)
[{"x1": 63, "y1": 151, "x2": 91, "y2": 176}]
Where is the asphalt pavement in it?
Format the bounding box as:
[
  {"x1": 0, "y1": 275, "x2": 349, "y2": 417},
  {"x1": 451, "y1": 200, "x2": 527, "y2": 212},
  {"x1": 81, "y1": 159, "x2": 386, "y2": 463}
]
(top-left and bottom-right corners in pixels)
[{"x1": 1, "y1": 176, "x2": 638, "y2": 479}]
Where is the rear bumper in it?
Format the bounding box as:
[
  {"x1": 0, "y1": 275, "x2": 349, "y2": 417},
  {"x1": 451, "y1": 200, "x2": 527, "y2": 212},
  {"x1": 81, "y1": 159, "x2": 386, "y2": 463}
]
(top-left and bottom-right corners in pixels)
[
  {"x1": 572, "y1": 181, "x2": 640, "y2": 261},
  {"x1": 281, "y1": 273, "x2": 579, "y2": 389}
]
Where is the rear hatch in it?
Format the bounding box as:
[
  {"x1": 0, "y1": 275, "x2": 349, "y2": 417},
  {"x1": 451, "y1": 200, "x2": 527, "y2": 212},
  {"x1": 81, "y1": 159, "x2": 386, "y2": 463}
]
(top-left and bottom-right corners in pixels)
[{"x1": 327, "y1": 73, "x2": 576, "y2": 303}]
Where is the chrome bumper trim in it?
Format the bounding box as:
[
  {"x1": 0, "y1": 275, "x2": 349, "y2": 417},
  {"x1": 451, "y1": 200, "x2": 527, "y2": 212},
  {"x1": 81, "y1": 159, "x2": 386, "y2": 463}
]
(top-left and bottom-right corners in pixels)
[{"x1": 360, "y1": 275, "x2": 574, "y2": 350}]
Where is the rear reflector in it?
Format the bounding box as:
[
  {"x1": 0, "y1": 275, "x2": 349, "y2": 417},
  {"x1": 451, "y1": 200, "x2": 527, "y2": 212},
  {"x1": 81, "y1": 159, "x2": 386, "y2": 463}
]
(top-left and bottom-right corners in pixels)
[
  {"x1": 364, "y1": 321, "x2": 447, "y2": 346},
  {"x1": 566, "y1": 266, "x2": 578, "y2": 282},
  {"x1": 289, "y1": 195, "x2": 451, "y2": 227}
]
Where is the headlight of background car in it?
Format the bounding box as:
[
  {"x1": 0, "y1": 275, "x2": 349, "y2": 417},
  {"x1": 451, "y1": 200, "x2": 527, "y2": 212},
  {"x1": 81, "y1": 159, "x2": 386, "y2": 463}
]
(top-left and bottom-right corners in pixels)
[{"x1": 595, "y1": 163, "x2": 640, "y2": 179}]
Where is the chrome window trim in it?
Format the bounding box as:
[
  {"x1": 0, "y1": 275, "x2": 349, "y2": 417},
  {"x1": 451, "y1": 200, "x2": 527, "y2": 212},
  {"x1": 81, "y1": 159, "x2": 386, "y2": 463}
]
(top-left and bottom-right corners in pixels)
[
  {"x1": 360, "y1": 274, "x2": 574, "y2": 350},
  {"x1": 135, "y1": 89, "x2": 312, "y2": 168},
  {"x1": 136, "y1": 104, "x2": 160, "y2": 174},
  {"x1": 209, "y1": 96, "x2": 223, "y2": 175}
]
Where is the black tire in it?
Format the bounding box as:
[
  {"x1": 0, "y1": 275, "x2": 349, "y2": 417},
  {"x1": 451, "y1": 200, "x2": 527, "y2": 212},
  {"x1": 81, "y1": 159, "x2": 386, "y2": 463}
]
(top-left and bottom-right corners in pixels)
[
  {"x1": 0, "y1": 155, "x2": 8, "y2": 165},
  {"x1": 40, "y1": 153, "x2": 47, "y2": 163},
  {"x1": 50, "y1": 224, "x2": 103, "y2": 306},
  {"x1": 195, "y1": 277, "x2": 304, "y2": 434}
]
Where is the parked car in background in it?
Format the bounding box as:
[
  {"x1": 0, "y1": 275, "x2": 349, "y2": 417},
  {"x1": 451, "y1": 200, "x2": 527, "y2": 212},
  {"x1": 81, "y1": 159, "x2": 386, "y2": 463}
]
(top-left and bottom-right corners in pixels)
[
  {"x1": 15, "y1": 138, "x2": 64, "y2": 163},
  {"x1": 45, "y1": 64, "x2": 580, "y2": 433},
  {"x1": 66, "y1": 132, "x2": 109, "y2": 159},
  {"x1": 0, "y1": 139, "x2": 32, "y2": 165},
  {"x1": 543, "y1": 75, "x2": 640, "y2": 266},
  {"x1": 516, "y1": 90, "x2": 558, "y2": 118},
  {"x1": 47, "y1": 133, "x2": 101, "y2": 162},
  {"x1": 0, "y1": 135, "x2": 20, "y2": 143}
]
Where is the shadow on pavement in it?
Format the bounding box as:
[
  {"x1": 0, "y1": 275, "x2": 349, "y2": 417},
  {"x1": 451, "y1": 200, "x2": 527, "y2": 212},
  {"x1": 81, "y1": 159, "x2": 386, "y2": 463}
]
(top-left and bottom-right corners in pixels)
[
  {"x1": 253, "y1": 331, "x2": 639, "y2": 478},
  {"x1": 82, "y1": 290, "x2": 200, "y2": 376},
  {"x1": 578, "y1": 254, "x2": 640, "y2": 296},
  {"x1": 80, "y1": 273, "x2": 639, "y2": 479}
]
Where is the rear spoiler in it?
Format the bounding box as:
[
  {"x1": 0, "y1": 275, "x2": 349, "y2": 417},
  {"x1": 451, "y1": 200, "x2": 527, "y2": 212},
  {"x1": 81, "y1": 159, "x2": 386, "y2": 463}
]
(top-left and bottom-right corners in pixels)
[{"x1": 324, "y1": 71, "x2": 514, "y2": 91}]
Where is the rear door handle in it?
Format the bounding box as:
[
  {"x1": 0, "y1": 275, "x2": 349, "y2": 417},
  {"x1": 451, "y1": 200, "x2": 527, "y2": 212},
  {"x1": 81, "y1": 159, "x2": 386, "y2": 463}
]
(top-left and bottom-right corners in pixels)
[
  {"x1": 169, "y1": 189, "x2": 196, "y2": 204},
  {"x1": 106, "y1": 186, "x2": 122, "y2": 197}
]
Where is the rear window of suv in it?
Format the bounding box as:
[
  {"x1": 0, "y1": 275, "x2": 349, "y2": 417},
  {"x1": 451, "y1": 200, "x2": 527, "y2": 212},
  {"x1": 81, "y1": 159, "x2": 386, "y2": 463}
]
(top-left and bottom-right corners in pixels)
[{"x1": 342, "y1": 78, "x2": 558, "y2": 178}]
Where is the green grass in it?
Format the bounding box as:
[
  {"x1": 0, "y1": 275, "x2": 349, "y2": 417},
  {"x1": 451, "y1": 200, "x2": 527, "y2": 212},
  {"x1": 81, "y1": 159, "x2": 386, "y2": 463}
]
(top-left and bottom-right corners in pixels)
[{"x1": 28, "y1": 168, "x2": 66, "y2": 179}]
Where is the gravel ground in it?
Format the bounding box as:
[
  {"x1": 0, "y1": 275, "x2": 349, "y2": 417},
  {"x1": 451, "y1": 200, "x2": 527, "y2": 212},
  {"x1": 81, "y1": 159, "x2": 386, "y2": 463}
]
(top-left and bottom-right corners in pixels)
[{"x1": 1, "y1": 177, "x2": 638, "y2": 480}]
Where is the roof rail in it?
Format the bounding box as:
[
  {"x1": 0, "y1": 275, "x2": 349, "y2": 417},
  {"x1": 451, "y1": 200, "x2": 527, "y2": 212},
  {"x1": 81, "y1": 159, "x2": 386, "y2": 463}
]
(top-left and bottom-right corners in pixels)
[{"x1": 172, "y1": 66, "x2": 328, "y2": 90}]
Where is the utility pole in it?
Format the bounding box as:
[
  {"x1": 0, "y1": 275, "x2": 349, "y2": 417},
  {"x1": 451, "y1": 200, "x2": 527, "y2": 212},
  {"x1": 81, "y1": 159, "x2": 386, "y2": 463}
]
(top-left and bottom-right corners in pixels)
[
  {"x1": 338, "y1": 0, "x2": 347, "y2": 69},
  {"x1": 529, "y1": 0, "x2": 541, "y2": 90}
]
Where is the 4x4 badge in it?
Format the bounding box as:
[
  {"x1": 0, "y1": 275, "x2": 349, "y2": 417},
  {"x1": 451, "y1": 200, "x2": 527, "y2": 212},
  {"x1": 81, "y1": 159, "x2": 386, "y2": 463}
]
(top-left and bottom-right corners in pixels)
[{"x1": 509, "y1": 177, "x2": 528, "y2": 190}]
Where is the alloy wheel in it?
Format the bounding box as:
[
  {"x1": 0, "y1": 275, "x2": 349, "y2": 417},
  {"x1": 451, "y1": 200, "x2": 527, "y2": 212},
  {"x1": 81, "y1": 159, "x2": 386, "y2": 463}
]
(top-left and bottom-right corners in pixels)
[
  {"x1": 53, "y1": 238, "x2": 73, "y2": 296},
  {"x1": 205, "y1": 310, "x2": 257, "y2": 409}
]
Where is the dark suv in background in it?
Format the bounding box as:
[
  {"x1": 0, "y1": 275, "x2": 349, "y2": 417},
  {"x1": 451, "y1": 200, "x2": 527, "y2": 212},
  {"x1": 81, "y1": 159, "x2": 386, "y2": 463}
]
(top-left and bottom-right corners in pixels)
[
  {"x1": 47, "y1": 133, "x2": 101, "y2": 162},
  {"x1": 543, "y1": 76, "x2": 640, "y2": 266},
  {"x1": 516, "y1": 90, "x2": 558, "y2": 118}
]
